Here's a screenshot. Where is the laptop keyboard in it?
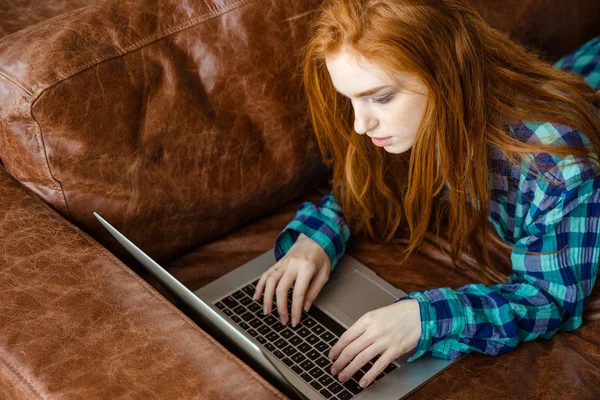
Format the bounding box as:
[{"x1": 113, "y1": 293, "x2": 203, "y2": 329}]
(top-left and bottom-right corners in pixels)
[{"x1": 213, "y1": 278, "x2": 398, "y2": 400}]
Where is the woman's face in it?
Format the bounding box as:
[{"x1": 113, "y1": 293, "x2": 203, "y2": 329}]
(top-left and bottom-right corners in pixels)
[{"x1": 325, "y1": 48, "x2": 429, "y2": 154}]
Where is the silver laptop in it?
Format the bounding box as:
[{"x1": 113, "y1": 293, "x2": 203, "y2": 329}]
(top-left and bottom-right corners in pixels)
[{"x1": 94, "y1": 212, "x2": 462, "y2": 400}]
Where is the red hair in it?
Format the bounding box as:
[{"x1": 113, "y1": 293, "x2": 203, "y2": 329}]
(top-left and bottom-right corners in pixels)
[{"x1": 300, "y1": 0, "x2": 600, "y2": 284}]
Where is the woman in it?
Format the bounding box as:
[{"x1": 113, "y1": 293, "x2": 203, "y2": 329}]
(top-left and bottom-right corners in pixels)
[{"x1": 253, "y1": 0, "x2": 600, "y2": 390}]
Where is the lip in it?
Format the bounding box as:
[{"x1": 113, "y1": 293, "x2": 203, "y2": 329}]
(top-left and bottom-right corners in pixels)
[{"x1": 371, "y1": 136, "x2": 392, "y2": 147}]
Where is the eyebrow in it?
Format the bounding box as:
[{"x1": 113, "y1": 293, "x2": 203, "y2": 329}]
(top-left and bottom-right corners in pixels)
[{"x1": 336, "y1": 85, "x2": 391, "y2": 98}]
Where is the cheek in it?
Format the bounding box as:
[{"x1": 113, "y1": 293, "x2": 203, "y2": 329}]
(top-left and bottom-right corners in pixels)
[{"x1": 390, "y1": 96, "x2": 427, "y2": 133}]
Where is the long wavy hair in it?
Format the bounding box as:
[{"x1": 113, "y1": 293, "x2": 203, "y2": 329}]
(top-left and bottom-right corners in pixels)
[{"x1": 300, "y1": 0, "x2": 600, "y2": 284}]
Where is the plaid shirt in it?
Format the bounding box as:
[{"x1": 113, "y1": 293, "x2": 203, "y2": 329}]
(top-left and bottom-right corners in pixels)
[{"x1": 274, "y1": 35, "x2": 600, "y2": 362}]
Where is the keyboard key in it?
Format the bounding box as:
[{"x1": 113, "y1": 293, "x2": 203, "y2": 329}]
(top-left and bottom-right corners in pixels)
[
  {"x1": 309, "y1": 366, "x2": 324, "y2": 379},
  {"x1": 337, "y1": 389, "x2": 354, "y2": 400},
  {"x1": 256, "y1": 336, "x2": 266, "y2": 345},
  {"x1": 239, "y1": 296, "x2": 253, "y2": 306},
  {"x1": 282, "y1": 357, "x2": 294, "y2": 367},
  {"x1": 215, "y1": 301, "x2": 225, "y2": 310},
  {"x1": 241, "y1": 311, "x2": 255, "y2": 322},
  {"x1": 315, "y1": 356, "x2": 331, "y2": 368},
  {"x1": 274, "y1": 338, "x2": 288, "y2": 349},
  {"x1": 296, "y1": 327, "x2": 311, "y2": 338},
  {"x1": 303, "y1": 318, "x2": 317, "y2": 328},
  {"x1": 314, "y1": 340, "x2": 329, "y2": 353},
  {"x1": 360, "y1": 362, "x2": 374, "y2": 373},
  {"x1": 280, "y1": 329, "x2": 294, "y2": 339},
  {"x1": 292, "y1": 365, "x2": 303, "y2": 375},
  {"x1": 383, "y1": 363, "x2": 397, "y2": 374},
  {"x1": 375, "y1": 372, "x2": 385, "y2": 381},
  {"x1": 247, "y1": 328, "x2": 258, "y2": 337},
  {"x1": 257, "y1": 325, "x2": 270, "y2": 335},
  {"x1": 307, "y1": 349, "x2": 321, "y2": 360},
  {"x1": 291, "y1": 352, "x2": 306, "y2": 364},
  {"x1": 352, "y1": 369, "x2": 365, "y2": 382},
  {"x1": 327, "y1": 381, "x2": 343, "y2": 394},
  {"x1": 319, "y1": 387, "x2": 332, "y2": 398},
  {"x1": 310, "y1": 380, "x2": 323, "y2": 391},
  {"x1": 289, "y1": 335, "x2": 302, "y2": 346},
  {"x1": 298, "y1": 343, "x2": 311, "y2": 353},
  {"x1": 343, "y1": 379, "x2": 364, "y2": 395},
  {"x1": 249, "y1": 318, "x2": 262, "y2": 328},
  {"x1": 264, "y1": 315, "x2": 278, "y2": 325},
  {"x1": 321, "y1": 331, "x2": 334, "y2": 342},
  {"x1": 222, "y1": 296, "x2": 239, "y2": 309},
  {"x1": 232, "y1": 290, "x2": 245, "y2": 300},
  {"x1": 233, "y1": 305, "x2": 246, "y2": 315},
  {"x1": 242, "y1": 284, "x2": 255, "y2": 297},
  {"x1": 265, "y1": 332, "x2": 279, "y2": 342},
  {"x1": 230, "y1": 315, "x2": 241, "y2": 323},
  {"x1": 239, "y1": 322, "x2": 249, "y2": 330},
  {"x1": 300, "y1": 360, "x2": 316, "y2": 372},
  {"x1": 306, "y1": 334, "x2": 320, "y2": 345},
  {"x1": 282, "y1": 345, "x2": 297, "y2": 357},
  {"x1": 272, "y1": 322, "x2": 285, "y2": 332},
  {"x1": 273, "y1": 349, "x2": 285, "y2": 359},
  {"x1": 300, "y1": 372, "x2": 313, "y2": 383},
  {"x1": 247, "y1": 303, "x2": 261, "y2": 312},
  {"x1": 311, "y1": 324, "x2": 325, "y2": 335},
  {"x1": 264, "y1": 343, "x2": 275, "y2": 352},
  {"x1": 222, "y1": 308, "x2": 233, "y2": 316},
  {"x1": 318, "y1": 374, "x2": 334, "y2": 387}
]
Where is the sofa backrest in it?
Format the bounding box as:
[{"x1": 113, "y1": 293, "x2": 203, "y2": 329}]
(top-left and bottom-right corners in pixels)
[
  {"x1": 0, "y1": 0, "x2": 326, "y2": 262},
  {"x1": 0, "y1": 0, "x2": 599, "y2": 262}
]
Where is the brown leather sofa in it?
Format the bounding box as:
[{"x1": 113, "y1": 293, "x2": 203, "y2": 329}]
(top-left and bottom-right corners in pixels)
[{"x1": 1, "y1": 0, "x2": 599, "y2": 398}]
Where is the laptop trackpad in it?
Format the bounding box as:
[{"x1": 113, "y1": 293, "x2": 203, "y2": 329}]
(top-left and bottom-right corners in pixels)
[{"x1": 318, "y1": 270, "x2": 398, "y2": 321}]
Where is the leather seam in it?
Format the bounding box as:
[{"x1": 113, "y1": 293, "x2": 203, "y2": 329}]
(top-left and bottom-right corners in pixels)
[
  {"x1": 30, "y1": 0, "x2": 257, "y2": 101},
  {"x1": 0, "y1": 353, "x2": 44, "y2": 399},
  {"x1": 0, "y1": 69, "x2": 32, "y2": 97},
  {"x1": 28, "y1": 93, "x2": 71, "y2": 218}
]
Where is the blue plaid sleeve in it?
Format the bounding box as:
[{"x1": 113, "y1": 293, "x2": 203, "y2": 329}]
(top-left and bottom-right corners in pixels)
[
  {"x1": 395, "y1": 171, "x2": 600, "y2": 362},
  {"x1": 552, "y1": 35, "x2": 600, "y2": 91},
  {"x1": 273, "y1": 191, "x2": 352, "y2": 271}
]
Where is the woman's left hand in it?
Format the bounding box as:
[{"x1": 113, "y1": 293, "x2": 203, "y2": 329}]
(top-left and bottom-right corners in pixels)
[{"x1": 328, "y1": 299, "x2": 422, "y2": 388}]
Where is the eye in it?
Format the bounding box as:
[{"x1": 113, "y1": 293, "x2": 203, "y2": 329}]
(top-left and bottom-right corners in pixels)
[{"x1": 372, "y1": 94, "x2": 393, "y2": 104}]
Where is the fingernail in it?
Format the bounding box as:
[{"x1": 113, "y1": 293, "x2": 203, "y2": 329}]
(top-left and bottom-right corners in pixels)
[
  {"x1": 292, "y1": 317, "x2": 297, "y2": 327},
  {"x1": 263, "y1": 305, "x2": 267, "y2": 315},
  {"x1": 359, "y1": 379, "x2": 368, "y2": 388},
  {"x1": 331, "y1": 367, "x2": 337, "y2": 375},
  {"x1": 304, "y1": 301, "x2": 311, "y2": 312}
]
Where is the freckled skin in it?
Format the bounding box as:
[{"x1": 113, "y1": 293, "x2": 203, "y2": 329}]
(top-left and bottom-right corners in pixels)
[{"x1": 325, "y1": 48, "x2": 429, "y2": 154}]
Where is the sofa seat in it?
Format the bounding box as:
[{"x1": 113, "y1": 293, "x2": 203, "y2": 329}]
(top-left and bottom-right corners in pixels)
[
  {"x1": 155, "y1": 186, "x2": 600, "y2": 399},
  {"x1": 0, "y1": 165, "x2": 287, "y2": 399}
]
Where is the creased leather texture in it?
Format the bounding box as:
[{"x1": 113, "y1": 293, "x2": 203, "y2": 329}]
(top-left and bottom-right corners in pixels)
[
  {"x1": 0, "y1": 0, "x2": 327, "y2": 264},
  {"x1": 162, "y1": 184, "x2": 600, "y2": 400},
  {"x1": 0, "y1": 0, "x2": 104, "y2": 39},
  {"x1": 0, "y1": 165, "x2": 286, "y2": 399}
]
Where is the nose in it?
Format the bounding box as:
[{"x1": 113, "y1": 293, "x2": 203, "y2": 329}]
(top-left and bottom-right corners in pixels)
[{"x1": 353, "y1": 105, "x2": 378, "y2": 136}]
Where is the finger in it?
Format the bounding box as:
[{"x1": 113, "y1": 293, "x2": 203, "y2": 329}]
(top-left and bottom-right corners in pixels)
[
  {"x1": 290, "y1": 265, "x2": 313, "y2": 326},
  {"x1": 263, "y1": 269, "x2": 281, "y2": 315},
  {"x1": 253, "y1": 270, "x2": 269, "y2": 301},
  {"x1": 302, "y1": 262, "x2": 329, "y2": 314},
  {"x1": 276, "y1": 270, "x2": 294, "y2": 325},
  {"x1": 336, "y1": 342, "x2": 381, "y2": 385},
  {"x1": 357, "y1": 352, "x2": 391, "y2": 388},
  {"x1": 330, "y1": 330, "x2": 373, "y2": 379},
  {"x1": 329, "y1": 320, "x2": 367, "y2": 361}
]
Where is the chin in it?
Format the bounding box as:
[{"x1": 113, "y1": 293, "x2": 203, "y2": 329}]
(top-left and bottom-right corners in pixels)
[{"x1": 384, "y1": 143, "x2": 412, "y2": 154}]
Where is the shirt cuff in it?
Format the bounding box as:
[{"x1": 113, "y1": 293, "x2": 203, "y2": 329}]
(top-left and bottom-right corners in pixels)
[
  {"x1": 273, "y1": 202, "x2": 349, "y2": 271},
  {"x1": 394, "y1": 288, "x2": 467, "y2": 362}
]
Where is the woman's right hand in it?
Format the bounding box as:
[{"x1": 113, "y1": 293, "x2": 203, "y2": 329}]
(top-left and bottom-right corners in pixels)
[{"x1": 253, "y1": 233, "x2": 332, "y2": 328}]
